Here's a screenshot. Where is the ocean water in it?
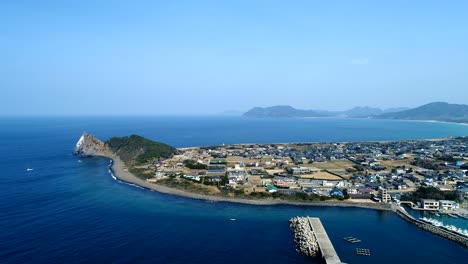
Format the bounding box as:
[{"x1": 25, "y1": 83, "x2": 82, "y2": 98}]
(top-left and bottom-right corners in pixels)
[{"x1": 0, "y1": 116, "x2": 467, "y2": 264}]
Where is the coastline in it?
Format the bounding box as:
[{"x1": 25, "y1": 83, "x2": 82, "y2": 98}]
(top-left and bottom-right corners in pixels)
[
  {"x1": 101, "y1": 152, "x2": 391, "y2": 211},
  {"x1": 87, "y1": 148, "x2": 468, "y2": 247}
]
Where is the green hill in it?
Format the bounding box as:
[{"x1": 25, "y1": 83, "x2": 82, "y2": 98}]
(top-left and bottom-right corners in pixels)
[
  {"x1": 106, "y1": 135, "x2": 176, "y2": 164},
  {"x1": 376, "y1": 102, "x2": 468, "y2": 123}
]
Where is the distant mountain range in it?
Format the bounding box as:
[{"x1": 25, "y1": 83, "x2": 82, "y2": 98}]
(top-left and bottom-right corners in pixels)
[
  {"x1": 375, "y1": 102, "x2": 468, "y2": 123},
  {"x1": 243, "y1": 105, "x2": 409, "y2": 118},
  {"x1": 243, "y1": 102, "x2": 468, "y2": 124}
]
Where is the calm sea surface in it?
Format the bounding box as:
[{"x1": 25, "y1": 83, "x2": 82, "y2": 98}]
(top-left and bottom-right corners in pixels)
[{"x1": 0, "y1": 116, "x2": 467, "y2": 264}]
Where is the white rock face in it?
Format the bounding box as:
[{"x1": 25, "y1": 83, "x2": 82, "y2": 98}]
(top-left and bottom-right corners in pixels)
[
  {"x1": 76, "y1": 135, "x2": 85, "y2": 149},
  {"x1": 73, "y1": 132, "x2": 107, "y2": 156}
]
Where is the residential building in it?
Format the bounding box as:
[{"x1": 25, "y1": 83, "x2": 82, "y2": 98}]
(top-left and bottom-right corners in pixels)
[
  {"x1": 439, "y1": 200, "x2": 457, "y2": 211},
  {"x1": 378, "y1": 186, "x2": 391, "y2": 203},
  {"x1": 420, "y1": 199, "x2": 440, "y2": 210}
]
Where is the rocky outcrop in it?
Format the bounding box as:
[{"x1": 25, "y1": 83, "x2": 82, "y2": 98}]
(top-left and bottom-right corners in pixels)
[
  {"x1": 290, "y1": 217, "x2": 319, "y2": 256},
  {"x1": 73, "y1": 132, "x2": 109, "y2": 157}
]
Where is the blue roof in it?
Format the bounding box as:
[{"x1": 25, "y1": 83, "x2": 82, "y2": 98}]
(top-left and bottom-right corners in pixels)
[
  {"x1": 267, "y1": 185, "x2": 278, "y2": 191},
  {"x1": 207, "y1": 169, "x2": 225, "y2": 173}
]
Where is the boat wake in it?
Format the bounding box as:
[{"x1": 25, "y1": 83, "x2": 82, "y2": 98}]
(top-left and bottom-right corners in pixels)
[{"x1": 420, "y1": 217, "x2": 468, "y2": 237}]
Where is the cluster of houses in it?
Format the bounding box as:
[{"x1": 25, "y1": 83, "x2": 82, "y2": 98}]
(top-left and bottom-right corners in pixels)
[
  {"x1": 419, "y1": 199, "x2": 459, "y2": 211},
  {"x1": 151, "y1": 137, "x2": 467, "y2": 206}
]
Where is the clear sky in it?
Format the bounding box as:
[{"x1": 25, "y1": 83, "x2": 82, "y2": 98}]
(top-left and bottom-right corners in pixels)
[{"x1": 1, "y1": 0, "x2": 467, "y2": 116}]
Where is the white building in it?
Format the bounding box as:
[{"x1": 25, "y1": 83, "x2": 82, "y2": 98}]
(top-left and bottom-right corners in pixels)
[
  {"x1": 378, "y1": 187, "x2": 391, "y2": 203},
  {"x1": 420, "y1": 199, "x2": 439, "y2": 210},
  {"x1": 322, "y1": 180, "x2": 335, "y2": 187},
  {"x1": 439, "y1": 200, "x2": 458, "y2": 211},
  {"x1": 290, "y1": 166, "x2": 311, "y2": 175}
]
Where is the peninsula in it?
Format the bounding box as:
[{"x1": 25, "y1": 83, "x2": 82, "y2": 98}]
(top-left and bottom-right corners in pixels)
[
  {"x1": 73, "y1": 132, "x2": 468, "y2": 246},
  {"x1": 73, "y1": 133, "x2": 468, "y2": 212}
]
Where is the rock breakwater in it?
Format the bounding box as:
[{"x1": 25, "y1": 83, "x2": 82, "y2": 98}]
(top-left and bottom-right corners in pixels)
[
  {"x1": 289, "y1": 217, "x2": 319, "y2": 256},
  {"x1": 396, "y1": 206, "x2": 468, "y2": 248}
]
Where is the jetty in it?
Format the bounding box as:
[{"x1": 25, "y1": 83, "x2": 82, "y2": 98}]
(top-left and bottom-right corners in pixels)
[
  {"x1": 394, "y1": 206, "x2": 468, "y2": 248},
  {"x1": 289, "y1": 217, "x2": 342, "y2": 264}
]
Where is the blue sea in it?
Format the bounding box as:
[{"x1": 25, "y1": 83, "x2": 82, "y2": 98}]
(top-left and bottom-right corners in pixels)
[{"x1": 0, "y1": 116, "x2": 467, "y2": 264}]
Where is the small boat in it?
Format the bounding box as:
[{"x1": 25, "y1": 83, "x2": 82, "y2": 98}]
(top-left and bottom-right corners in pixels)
[
  {"x1": 78, "y1": 160, "x2": 82, "y2": 163},
  {"x1": 435, "y1": 213, "x2": 440, "y2": 216},
  {"x1": 26, "y1": 168, "x2": 34, "y2": 171},
  {"x1": 230, "y1": 218, "x2": 236, "y2": 221},
  {"x1": 448, "y1": 214, "x2": 459, "y2": 218}
]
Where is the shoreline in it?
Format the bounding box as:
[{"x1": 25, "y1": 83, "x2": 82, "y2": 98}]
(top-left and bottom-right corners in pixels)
[
  {"x1": 90, "y1": 150, "x2": 468, "y2": 247},
  {"x1": 101, "y1": 152, "x2": 391, "y2": 211}
]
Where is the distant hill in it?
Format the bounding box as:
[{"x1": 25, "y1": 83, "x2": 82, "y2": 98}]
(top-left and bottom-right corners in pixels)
[
  {"x1": 243, "y1": 106, "x2": 333, "y2": 118},
  {"x1": 106, "y1": 135, "x2": 176, "y2": 164},
  {"x1": 375, "y1": 102, "x2": 468, "y2": 123},
  {"x1": 384, "y1": 107, "x2": 410, "y2": 113},
  {"x1": 343, "y1": 106, "x2": 383, "y2": 117},
  {"x1": 243, "y1": 105, "x2": 407, "y2": 118}
]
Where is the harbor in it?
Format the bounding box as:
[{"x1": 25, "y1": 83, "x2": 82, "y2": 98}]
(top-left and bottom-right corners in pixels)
[
  {"x1": 290, "y1": 217, "x2": 342, "y2": 264},
  {"x1": 395, "y1": 206, "x2": 468, "y2": 248}
]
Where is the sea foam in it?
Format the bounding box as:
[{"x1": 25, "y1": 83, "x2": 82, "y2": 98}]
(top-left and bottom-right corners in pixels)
[{"x1": 420, "y1": 217, "x2": 468, "y2": 237}]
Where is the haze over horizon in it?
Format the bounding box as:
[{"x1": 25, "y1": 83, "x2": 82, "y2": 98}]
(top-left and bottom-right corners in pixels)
[{"x1": 2, "y1": 1, "x2": 468, "y2": 116}]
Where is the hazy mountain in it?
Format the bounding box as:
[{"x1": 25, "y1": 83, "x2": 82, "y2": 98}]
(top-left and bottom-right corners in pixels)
[
  {"x1": 242, "y1": 103, "x2": 467, "y2": 123},
  {"x1": 243, "y1": 105, "x2": 405, "y2": 118},
  {"x1": 343, "y1": 106, "x2": 383, "y2": 117},
  {"x1": 375, "y1": 102, "x2": 468, "y2": 123},
  {"x1": 243, "y1": 106, "x2": 334, "y2": 118},
  {"x1": 383, "y1": 107, "x2": 410, "y2": 113}
]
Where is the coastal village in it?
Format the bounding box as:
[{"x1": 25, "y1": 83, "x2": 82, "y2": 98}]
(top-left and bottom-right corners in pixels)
[
  {"x1": 143, "y1": 137, "x2": 468, "y2": 213},
  {"x1": 74, "y1": 132, "x2": 468, "y2": 249}
]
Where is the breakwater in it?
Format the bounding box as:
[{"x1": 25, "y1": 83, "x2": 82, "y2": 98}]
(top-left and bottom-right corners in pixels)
[
  {"x1": 290, "y1": 217, "x2": 319, "y2": 256},
  {"x1": 395, "y1": 206, "x2": 468, "y2": 248}
]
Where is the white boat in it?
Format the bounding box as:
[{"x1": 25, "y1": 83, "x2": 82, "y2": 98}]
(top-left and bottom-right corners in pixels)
[
  {"x1": 26, "y1": 168, "x2": 33, "y2": 171},
  {"x1": 230, "y1": 218, "x2": 236, "y2": 221}
]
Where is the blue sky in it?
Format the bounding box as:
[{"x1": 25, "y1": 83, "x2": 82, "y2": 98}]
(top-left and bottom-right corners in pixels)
[{"x1": 1, "y1": 0, "x2": 467, "y2": 115}]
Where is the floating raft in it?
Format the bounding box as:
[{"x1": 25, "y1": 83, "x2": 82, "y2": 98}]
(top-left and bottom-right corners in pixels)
[
  {"x1": 356, "y1": 248, "x2": 371, "y2": 256},
  {"x1": 343, "y1": 237, "x2": 361, "y2": 243}
]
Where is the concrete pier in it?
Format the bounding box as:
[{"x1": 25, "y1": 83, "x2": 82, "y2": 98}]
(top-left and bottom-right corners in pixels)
[
  {"x1": 308, "y1": 218, "x2": 342, "y2": 264},
  {"x1": 290, "y1": 217, "x2": 342, "y2": 264}
]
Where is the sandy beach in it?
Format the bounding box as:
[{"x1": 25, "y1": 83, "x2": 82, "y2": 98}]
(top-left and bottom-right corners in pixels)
[{"x1": 101, "y1": 152, "x2": 391, "y2": 211}]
